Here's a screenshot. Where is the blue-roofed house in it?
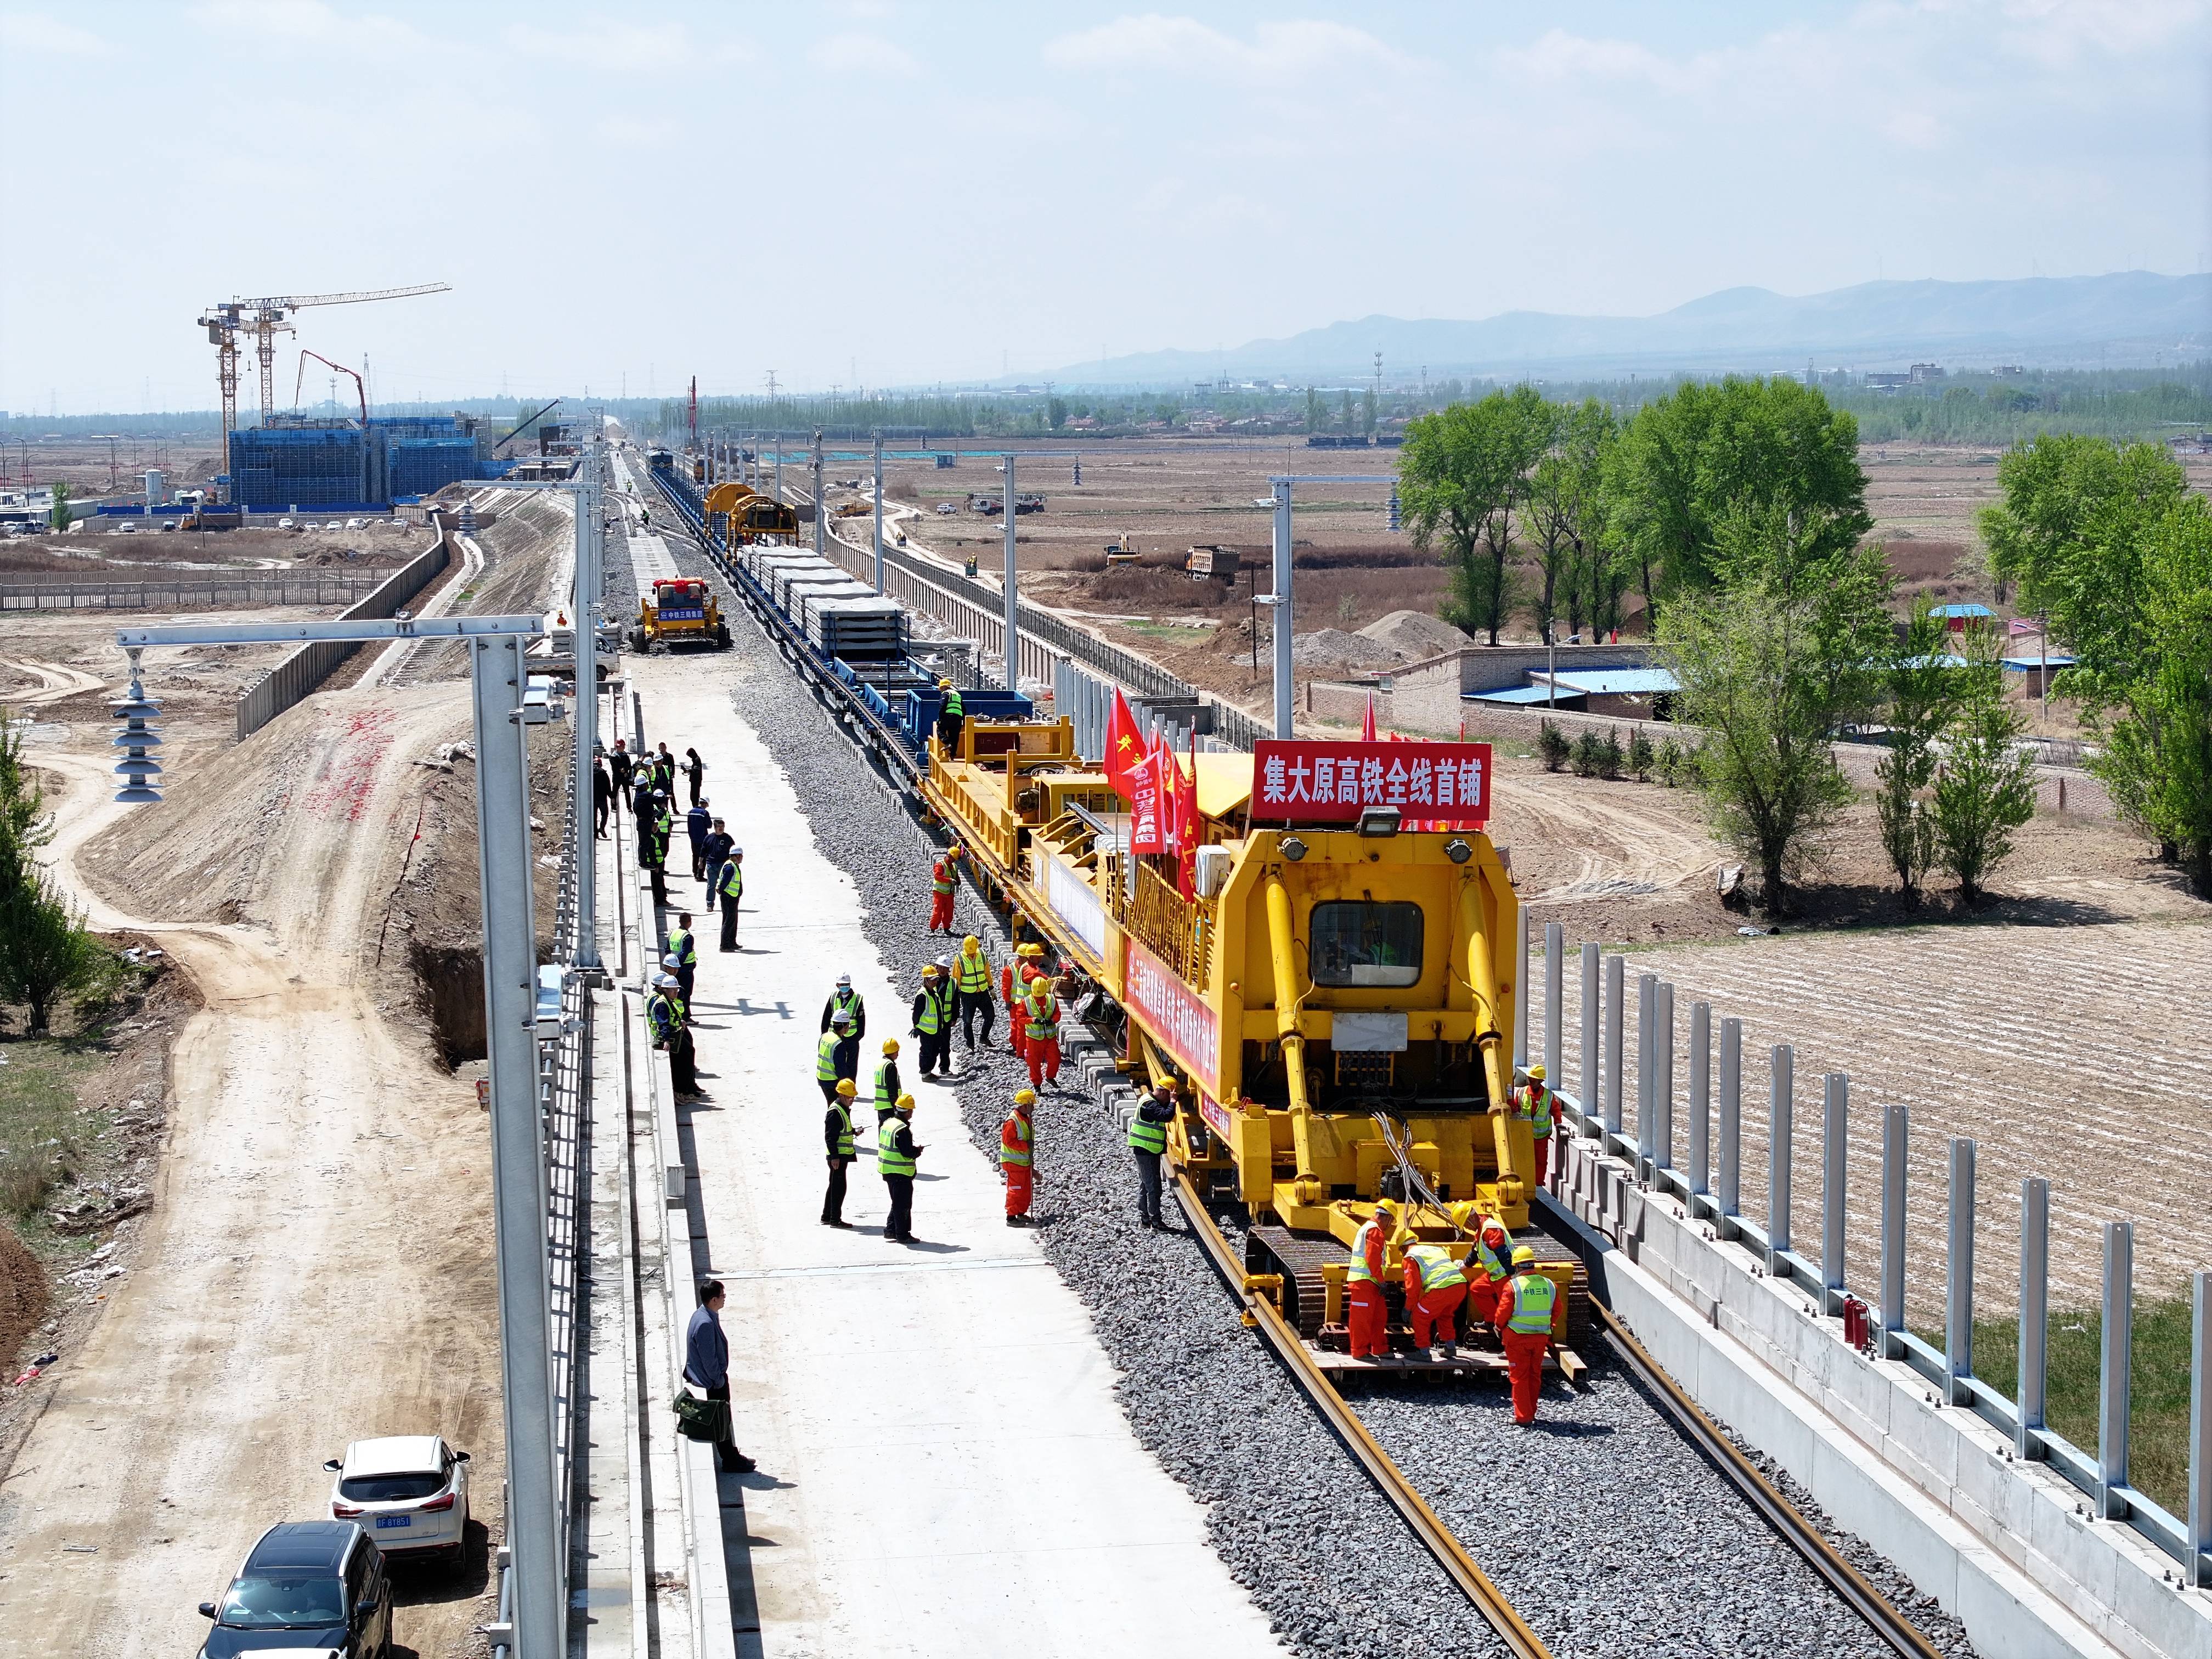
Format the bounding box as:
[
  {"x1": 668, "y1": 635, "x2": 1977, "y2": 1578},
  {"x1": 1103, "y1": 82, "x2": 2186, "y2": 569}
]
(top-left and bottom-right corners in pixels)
[{"x1": 1929, "y1": 602, "x2": 1994, "y2": 634}]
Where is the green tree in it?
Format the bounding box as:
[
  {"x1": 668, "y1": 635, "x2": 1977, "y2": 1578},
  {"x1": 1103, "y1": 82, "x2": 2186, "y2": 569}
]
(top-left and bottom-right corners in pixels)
[
  {"x1": 1537, "y1": 719, "x2": 1570, "y2": 772},
  {"x1": 1933, "y1": 628, "x2": 2039, "y2": 904},
  {"x1": 1606, "y1": 377, "x2": 1871, "y2": 629},
  {"x1": 1047, "y1": 396, "x2": 1068, "y2": 431},
  {"x1": 1981, "y1": 436, "x2": 2210, "y2": 891},
  {"x1": 1522, "y1": 399, "x2": 1616, "y2": 641},
  {"x1": 47, "y1": 482, "x2": 70, "y2": 533},
  {"x1": 1627, "y1": 727, "x2": 1655, "y2": 781},
  {"x1": 1399, "y1": 387, "x2": 1555, "y2": 645},
  {"x1": 1660, "y1": 502, "x2": 1893, "y2": 916},
  {"x1": 1874, "y1": 597, "x2": 1960, "y2": 900},
  {"x1": 1305, "y1": 387, "x2": 1322, "y2": 432},
  {"x1": 0, "y1": 869, "x2": 107, "y2": 1036}
]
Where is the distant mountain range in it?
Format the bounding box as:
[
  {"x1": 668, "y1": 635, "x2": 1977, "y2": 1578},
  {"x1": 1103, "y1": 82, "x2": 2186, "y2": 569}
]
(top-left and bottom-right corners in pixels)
[{"x1": 1026, "y1": 272, "x2": 2210, "y2": 388}]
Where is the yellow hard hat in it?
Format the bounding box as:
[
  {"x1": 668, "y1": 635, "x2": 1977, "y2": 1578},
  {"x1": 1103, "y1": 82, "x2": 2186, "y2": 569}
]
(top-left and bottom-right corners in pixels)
[
  {"x1": 937, "y1": 677, "x2": 952, "y2": 690},
  {"x1": 1014, "y1": 1087, "x2": 1036, "y2": 1105},
  {"x1": 963, "y1": 935, "x2": 980, "y2": 951},
  {"x1": 835, "y1": 1078, "x2": 856, "y2": 1098},
  {"x1": 1511, "y1": 1245, "x2": 1537, "y2": 1266},
  {"x1": 882, "y1": 1039, "x2": 900, "y2": 1056},
  {"x1": 895, "y1": 1092, "x2": 916, "y2": 1110},
  {"x1": 1527, "y1": 1063, "x2": 1547, "y2": 1081},
  {"x1": 921, "y1": 963, "x2": 940, "y2": 978},
  {"x1": 947, "y1": 845, "x2": 962, "y2": 859},
  {"x1": 1448, "y1": 1200, "x2": 1477, "y2": 1228},
  {"x1": 1374, "y1": 1197, "x2": 1399, "y2": 1218},
  {"x1": 1017, "y1": 941, "x2": 1043, "y2": 957}
]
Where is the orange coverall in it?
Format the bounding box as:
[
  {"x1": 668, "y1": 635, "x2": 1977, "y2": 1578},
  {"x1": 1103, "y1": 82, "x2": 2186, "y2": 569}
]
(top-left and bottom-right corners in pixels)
[
  {"x1": 1402, "y1": 1257, "x2": 1468, "y2": 1348},
  {"x1": 1493, "y1": 1277, "x2": 1554, "y2": 1425},
  {"x1": 1463, "y1": 1225, "x2": 1511, "y2": 1328},
  {"x1": 928, "y1": 859, "x2": 957, "y2": 934},
  {"x1": 999, "y1": 1108, "x2": 1033, "y2": 1218},
  {"x1": 1346, "y1": 1222, "x2": 1388, "y2": 1358}
]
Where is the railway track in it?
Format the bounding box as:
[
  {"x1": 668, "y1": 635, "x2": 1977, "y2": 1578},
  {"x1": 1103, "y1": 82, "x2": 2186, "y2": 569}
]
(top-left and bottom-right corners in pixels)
[{"x1": 634, "y1": 442, "x2": 1972, "y2": 1658}]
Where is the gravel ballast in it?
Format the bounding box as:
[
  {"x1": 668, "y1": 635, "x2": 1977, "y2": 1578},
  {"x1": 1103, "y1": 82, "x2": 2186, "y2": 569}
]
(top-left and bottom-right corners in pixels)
[{"x1": 648, "y1": 486, "x2": 1984, "y2": 1659}]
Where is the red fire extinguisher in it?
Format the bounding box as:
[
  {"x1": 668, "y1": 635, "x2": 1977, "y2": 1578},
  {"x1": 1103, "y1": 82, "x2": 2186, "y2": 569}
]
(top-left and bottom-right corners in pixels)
[{"x1": 1842, "y1": 1295, "x2": 1870, "y2": 1352}]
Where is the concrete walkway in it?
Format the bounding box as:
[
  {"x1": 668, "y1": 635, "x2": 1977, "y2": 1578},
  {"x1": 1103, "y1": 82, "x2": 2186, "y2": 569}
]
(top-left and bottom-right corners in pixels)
[{"x1": 625, "y1": 654, "x2": 1280, "y2": 1659}]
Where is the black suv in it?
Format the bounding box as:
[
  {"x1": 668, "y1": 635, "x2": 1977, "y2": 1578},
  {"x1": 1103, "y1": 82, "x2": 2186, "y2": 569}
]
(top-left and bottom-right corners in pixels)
[{"x1": 196, "y1": 1520, "x2": 392, "y2": 1657}]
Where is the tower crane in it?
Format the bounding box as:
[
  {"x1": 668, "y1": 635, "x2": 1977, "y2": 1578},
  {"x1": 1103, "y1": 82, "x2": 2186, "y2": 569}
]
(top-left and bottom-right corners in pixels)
[{"x1": 198, "y1": 282, "x2": 450, "y2": 489}]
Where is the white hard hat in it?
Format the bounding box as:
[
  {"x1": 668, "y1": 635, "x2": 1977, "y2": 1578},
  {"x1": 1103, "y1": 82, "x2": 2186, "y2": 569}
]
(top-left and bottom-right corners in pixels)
[
  {"x1": 837, "y1": 973, "x2": 852, "y2": 986},
  {"x1": 652, "y1": 972, "x2": 676, "y2": 988},
  {"x1": 662, "y1": 953, "x2": 680, "y2": 967}
]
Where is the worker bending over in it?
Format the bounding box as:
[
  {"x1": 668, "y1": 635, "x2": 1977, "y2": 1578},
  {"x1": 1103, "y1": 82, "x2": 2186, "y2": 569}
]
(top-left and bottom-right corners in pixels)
[
  {"x1": 878, "y1": 1094, "x2": 923, "y2": 1244},
  {"x1": 1519, "y1": 1064, "x2": 1557, "y2": 1188},
  {"x1": 1494, "y1": 1246, "x2": 1558, "y2": 1426},
  {"x1": 822, "y1": 1079, "x2": 857, "y2": 1228},
  {"x1": 1001, "y1": 1088, "x2": 1035, "y2": 1227},
  {"x1": 1022, "y1": 975, "x2": 1063, "y2": 1090},
  {"x1": 953, "y1": 936, "x2": 995, "y2": 1051},
  {"x1": 928, "y1": 847, "x2": 961, "y2": 934},
  {"x1": 1345, "y1": 1198, "x2": 1397, "y2": 1361},
  {"x1": 910, "y1": 965, "x2": 955, "y2": 1079},
  {"x1": 822, "y1": 972, "x2": 866, "y2": 1038},
  {"x1": 1455, "y1": 1206, "x2": 1515, "y2": 1334},
  {"x1": 1402, "y1": 1240, "x2": 1469, "y2": 1357}
]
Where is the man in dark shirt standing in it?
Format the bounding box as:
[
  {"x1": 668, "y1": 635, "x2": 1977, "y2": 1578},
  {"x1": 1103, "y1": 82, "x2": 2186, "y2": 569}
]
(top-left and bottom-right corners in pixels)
[
  {"x1": 702, "y1": 819, "x2": 735, "y2": 912},
  {"x1": 686, "y1": 797, "x2": 713, "y2": 882},
  {"x1": 608, "y1": 738, "x2": 635, "y2": 795},
  {"x1": 823, "y1": 1079, "x2": 858, "y2": 1228},
  {"x1": 683, "y1": 1281, "x2": 753, "y2": 1474},
  {"x1": 592, "y1": 754, "x2": 612, "y2": 839}
]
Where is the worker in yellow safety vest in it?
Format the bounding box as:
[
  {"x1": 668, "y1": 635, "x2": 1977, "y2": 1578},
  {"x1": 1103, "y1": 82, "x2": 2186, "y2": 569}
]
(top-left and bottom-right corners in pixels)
[
  {"x1": 910, "y1": 966, "x2": 955, "y2": 1079},
  {"x1": 1000, "y1": 1087, "x2": 1035, "y2": 1227},
  {"x1": 953, "y1": 935, "x2": 995, "y2": 1053},
  {"x1": 879, "y1": 1094, "x2": 923, "y2": 1243},
  {"x1": 1517, "y1": 1064, "x2": 1558, "y2": 1188},
  {"x1": 1401, "y1": 1242, "x2": 1469, "y2": 1356},
  {"x1": 1451, "y1": 1201, "x2": 1515, "y2": 1332},
  {"x1": 1022, "y1": 977, "x2": 1062, "y2": 1090},
  {"x1": 871, "y1": 1040, "x2": 902, "y2": 1126},
  {"x1": 822, "y1": 1079, "x2": 857, "y2": 1229},
  {"x1": 1494, "y1": 1245, "x2": 1559, "y2": 1425},
  {"x1": 928, "y1": 847, "x2": 961, "y2": 934},
  {"x1": 816, "y1": 1019, "x2": 854, "y2": 1107},
  {"x1": 1345, "y1": 1197, "x2": 1398, "y2": 1359}
]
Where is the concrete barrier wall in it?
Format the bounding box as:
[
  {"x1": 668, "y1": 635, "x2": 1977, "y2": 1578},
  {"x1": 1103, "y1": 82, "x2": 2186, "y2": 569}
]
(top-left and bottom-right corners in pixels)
[
  {"x1": 0, "y1": 574, "x2": 388, "y2": 611},
  {"x1": 233, "y1": 537, "x2": 450, "y2": 741}
]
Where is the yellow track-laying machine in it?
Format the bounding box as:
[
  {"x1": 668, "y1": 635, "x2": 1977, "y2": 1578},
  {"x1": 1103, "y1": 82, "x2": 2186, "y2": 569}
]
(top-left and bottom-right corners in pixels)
[{"x1": 919, "y1": 712, "x2": 1583, "y2": 1376}]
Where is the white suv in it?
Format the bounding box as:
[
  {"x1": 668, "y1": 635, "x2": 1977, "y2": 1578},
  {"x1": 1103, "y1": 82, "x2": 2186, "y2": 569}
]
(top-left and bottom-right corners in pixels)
[{"x1": 323, "y1": 1435, "x2": 471, "y2": 1564}]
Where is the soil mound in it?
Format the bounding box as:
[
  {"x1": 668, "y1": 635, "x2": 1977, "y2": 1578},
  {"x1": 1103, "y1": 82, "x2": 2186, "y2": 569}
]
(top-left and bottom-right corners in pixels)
[
  {"x1": 1291, "y1": 628, "x2": 1396, "y2": 668},
  {"x1": 1358, "y1": 609, "x2": 1472, "y2": 660}
]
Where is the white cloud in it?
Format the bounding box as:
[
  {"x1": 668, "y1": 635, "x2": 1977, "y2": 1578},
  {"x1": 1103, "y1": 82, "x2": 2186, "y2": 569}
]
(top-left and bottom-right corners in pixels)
[
  {"x1": 1995, "y1": 0, "x2": 2212, "y2": 66},
  {"x1": 809, "y1": 31, "x2": 918, "y2": 76},
  {"x1": 186, "y1": 0, "x2": 422, "y2": 50},
  {"x1": 595, "y1": 115, "x2": 679, "y2": 148},
  {"x1": 507, "y1": 20, "x2": 748, "y2": 71},
  {"x1": 0, "y1": 10, "x2": 109, "y2": 55},
  {"x1": 1044, "y1": 14, "x2": 1413, "y2": 81}
]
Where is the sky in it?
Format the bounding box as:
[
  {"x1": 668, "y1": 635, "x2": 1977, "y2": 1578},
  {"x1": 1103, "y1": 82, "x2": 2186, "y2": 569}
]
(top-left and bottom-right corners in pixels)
[{"x1": 1, "y1": 1, "x2": 2207, "y2": 414}]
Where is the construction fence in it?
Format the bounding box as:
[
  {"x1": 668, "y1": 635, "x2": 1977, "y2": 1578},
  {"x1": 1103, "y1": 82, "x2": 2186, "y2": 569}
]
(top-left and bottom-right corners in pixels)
[
  {"x1": 233, "y1": 537, "x2": 450, "y2": 742},
  {"x1": 1, "y1": 574, "x2": 391, "y2": 611}
]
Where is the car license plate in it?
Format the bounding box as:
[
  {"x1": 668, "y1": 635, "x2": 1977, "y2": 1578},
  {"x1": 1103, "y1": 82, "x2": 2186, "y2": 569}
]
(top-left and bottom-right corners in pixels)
[{"x1": 376, "y1": 1516, "x2": 411, "y2": 1530}]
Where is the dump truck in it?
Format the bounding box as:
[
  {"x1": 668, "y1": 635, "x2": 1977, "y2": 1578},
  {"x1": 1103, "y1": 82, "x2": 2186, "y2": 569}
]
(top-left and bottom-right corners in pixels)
[
  {"x1": 629, "y1": 577, "x2": 732, "y2": 651},
  {"x1": 1185, "y1": 544, "x2": 1241, "y2": 582}
]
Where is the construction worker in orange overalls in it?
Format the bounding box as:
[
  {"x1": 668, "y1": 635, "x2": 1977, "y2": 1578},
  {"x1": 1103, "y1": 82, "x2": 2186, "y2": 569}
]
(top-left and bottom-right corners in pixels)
[
  {"x1": 1003, "y1": 941, "x2": 1045, "y2": 1064},
  {"x1": 1453, "y1": 1205, "x2": 1515, "y2": 1334},
  {"x1": 1494, "y1": 1245, "x2": 1559, "y2": 1425},
  {"x1": 928, "y1": 846, "x2": 961, "y2": 935},
  {"x1": 1517, "y1": 1063, "x2": 1557, "y2": 1189},
  {"x1": 1345, "y1": 1198, "x2": 1397, "y2": 1360},
  {"x1": 1022, "y1": 975, "x2": 1063, "y2": 1090},
  {"x1": 1402, "y1": 1240, "x2": 1470, "y2": 1357},
  {"x1": 1001, "y1": 1088, "x2": 1035, "y2": 1227}
]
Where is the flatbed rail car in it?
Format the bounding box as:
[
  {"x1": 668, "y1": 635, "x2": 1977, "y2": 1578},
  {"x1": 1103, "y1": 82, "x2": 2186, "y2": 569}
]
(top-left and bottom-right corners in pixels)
[
  {"x1": 917, "y1": 714, "x2": 1585, "y2": 1373},
  {"x1": 640, "y1": 450, "x2": 1032, "y2": 778}
]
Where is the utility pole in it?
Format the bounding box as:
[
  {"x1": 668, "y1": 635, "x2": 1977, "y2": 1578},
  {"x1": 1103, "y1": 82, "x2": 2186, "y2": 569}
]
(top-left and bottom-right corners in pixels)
[
  {"x1": 872, "y1": 430, "x2": 885, "y2": 596},
  {"x1": 571, "y1": 448, "x2": 602, "y2": 974},
  {"x1": 1002, "y1": 453, "x2": 1018, "y2": 691},
  {"x1": 1271, "y1": 478, "x2": 1294, "y2": 738},
  {"x1": 812, "y1": 430, "x2": 825, "y2": 557}
]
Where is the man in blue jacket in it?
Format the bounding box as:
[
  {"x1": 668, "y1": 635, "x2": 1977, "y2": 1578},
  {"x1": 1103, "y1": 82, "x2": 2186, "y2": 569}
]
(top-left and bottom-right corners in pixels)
[{"x1": 684, "y1": 1280, "x2": 754, "y2": 1474}]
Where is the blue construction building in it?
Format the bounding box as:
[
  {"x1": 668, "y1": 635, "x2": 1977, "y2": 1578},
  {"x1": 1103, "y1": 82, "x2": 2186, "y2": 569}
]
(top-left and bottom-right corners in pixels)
[{"x1": 227, "y1": 414, "x2": 501, "y2": 511}]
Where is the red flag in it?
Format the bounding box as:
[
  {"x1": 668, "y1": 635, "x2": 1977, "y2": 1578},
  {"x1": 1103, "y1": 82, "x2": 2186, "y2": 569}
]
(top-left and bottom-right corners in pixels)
[
  {"x1": 1154, "y1": 727, "x2": 1179, "y2": 855},
  {"x1": 1176, "y1": 728, "x2": 1200, "y2": 899},
  {"x1": 1105, "y1": 687, "x2": 1143, "y2": 797},
  {"x1": 1127, "y1": 744, "x2": 1163, "y2": 853},
  {"x1": 1362, "y1": 692, "x2": 1377, "y2": 741}
]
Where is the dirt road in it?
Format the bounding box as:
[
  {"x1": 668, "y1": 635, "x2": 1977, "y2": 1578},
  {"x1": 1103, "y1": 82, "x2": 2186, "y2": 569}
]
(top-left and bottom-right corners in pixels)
[{"x1": 0, "y1": 690, "x2": 501, "y2": 1659}]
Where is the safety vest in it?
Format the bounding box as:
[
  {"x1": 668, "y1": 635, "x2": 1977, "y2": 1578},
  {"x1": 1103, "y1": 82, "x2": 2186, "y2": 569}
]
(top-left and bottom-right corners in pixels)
[
  {"x1": 1024, "y1": 991, "x2": 1060, "y2": 1042},
  {"x1": 915, "y1": 981, "x2": 949, "y2": 1034},
  {"x1": 668, "y1": 928, "x2": 696, "y2": 968},
  {"x1": 1001, "y1": 1111, "x2": 1032, "y2": 1168},
  {"x1": 828, "y1": 1103, "x2": 855, "y2": 1158},
  {"x1": 816, "y1": 1030, "x2": 842, "y2": 1082},
  {"x1": 1474, "y1": 1223, "x2": 1512, "y2": 1282},
  {"x1": 878, "y1": 1117, "x2": 916, "y2": 1177},
  {"x1": 1127, "y1": 1105, "x2": 1167, "y2": 1155},
  {"x1": 720, "y1": 862, "x2": 743, "y2": 899},
  {"x1": 943, "y1": 689, "x2": 964, "y2": 719},
  {"x1": 655, "y1": 809, "x2": 673, "y2": 843},
  {"x1": 1521, "y1": 1082, "x2": 1554, "y2": 1135},
  {"x1": 828, "y1": 987, "x2": 863, "y2": 1028},
  {"x1": 932, "y1": 861, "x2": 956, "y2": 896},
  {"x1": 1506, "y1": 1271, "x2": 1558, "y2": 1335},
  {"x1": 646, "y1": 992, "x2": 677, "y2": 1044},
  {"x1": 1348, "y1": 1218, "x2": 1386, "y2": 1285},
  {"x1": 1406, "y1": 1243, "x2": 1468, "y2": 1294},
  {"x1": 872, "y1": 1059, "x2": 897, "y2": 1111},
  {"x1": 955, "y1": 949, "x2": 991, "y2": 994}
]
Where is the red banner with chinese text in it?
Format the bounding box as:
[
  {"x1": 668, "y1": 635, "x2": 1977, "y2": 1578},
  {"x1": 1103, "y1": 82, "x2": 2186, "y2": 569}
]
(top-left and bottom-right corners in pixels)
[{"x1": 1250, "y1": 740, "x2": 1491, "y2": 827}]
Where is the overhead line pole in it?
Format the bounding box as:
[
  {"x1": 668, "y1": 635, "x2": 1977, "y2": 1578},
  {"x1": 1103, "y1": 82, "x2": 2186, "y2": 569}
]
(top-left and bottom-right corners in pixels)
[
  {"x1": 1266, "y1": 472, "x2": 1396, "y2": 741},
  {"x1": 1003, "y1": 452, "x2": 1018, "y2": 690}
]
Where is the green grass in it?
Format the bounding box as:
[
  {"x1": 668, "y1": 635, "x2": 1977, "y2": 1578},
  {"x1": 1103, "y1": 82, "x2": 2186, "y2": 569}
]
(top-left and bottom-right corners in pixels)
[
  {"x1": 0, "y1": 1039, "x2": 104, "y2": 1220},
  {"x1": 1936, "y1": 1298, "x2": 2197, "y2": 1518}
]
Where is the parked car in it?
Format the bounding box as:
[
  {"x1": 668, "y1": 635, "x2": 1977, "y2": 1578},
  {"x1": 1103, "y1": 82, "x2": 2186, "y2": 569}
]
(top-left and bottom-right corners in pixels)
[
  {"x1": 324, "y1": 1435, "x2": 470, "y2": 1562},
  {"x1": 196, "y1": 1520, "x2": 391, "y2": 1657},
  {"x1": 276, "y1": 517, "x2": 295, "y2": 530}
]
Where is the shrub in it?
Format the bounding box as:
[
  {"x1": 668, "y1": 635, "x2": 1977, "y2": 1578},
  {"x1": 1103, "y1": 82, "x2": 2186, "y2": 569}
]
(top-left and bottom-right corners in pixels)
[
  {"x1": 1537, "y1": 720, "x2": 1570, "y2": 772},
  {"x1": 1599, "y1": 729, "x2": 1625, "y2": 780},
  {"x1": 1627, "y1": 727, "x2": 1655, "y2": 781},
  {"x1": 1656, "y1": 736, "x2": 1682, "y2": 785},
  {"x1": 1570, "y1": 730, "x2": 1605, "y2": 777}
]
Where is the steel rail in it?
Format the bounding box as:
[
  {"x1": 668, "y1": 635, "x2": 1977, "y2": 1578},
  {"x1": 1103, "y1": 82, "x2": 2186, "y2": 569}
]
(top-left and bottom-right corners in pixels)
[
  {"x1": 1171, "y1": 1170, "x2": 1553, "y2": 1659},
  {"x1": 1589, "y1": 1301, "x2": 1947, "y2": 1659}
]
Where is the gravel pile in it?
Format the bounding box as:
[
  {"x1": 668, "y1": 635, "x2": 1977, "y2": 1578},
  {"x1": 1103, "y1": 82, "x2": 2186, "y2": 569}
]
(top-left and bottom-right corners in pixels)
[{"x1": 658, "y1": 500, "x2": 1982, "y2": 1659}]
